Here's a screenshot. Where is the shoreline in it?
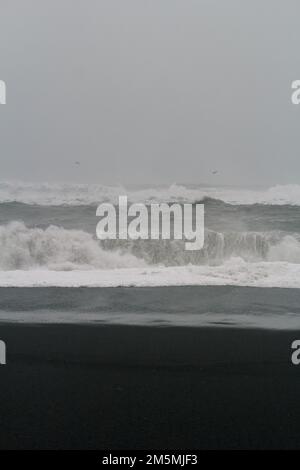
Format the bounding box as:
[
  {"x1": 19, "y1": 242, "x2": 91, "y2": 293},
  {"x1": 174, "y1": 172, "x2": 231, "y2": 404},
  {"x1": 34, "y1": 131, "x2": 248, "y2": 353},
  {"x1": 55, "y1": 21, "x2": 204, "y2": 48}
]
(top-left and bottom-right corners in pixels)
[
  {"x1": 0, "y1": 285, "x2": 300, "y2": 330},
  {"x1": 1, "y1": 261, "x2": 300, "y2": 289}
]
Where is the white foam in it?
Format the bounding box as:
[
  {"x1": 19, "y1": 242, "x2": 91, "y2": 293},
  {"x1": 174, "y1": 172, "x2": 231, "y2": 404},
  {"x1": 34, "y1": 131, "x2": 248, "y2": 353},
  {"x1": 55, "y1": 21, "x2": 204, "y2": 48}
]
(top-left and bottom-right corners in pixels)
[
  {"x1": 211, "y1": 184, "x2": 300, "y2": 206},
  {"x1": 0, "y1": 221, "x2": 146, "y2": 270},
  {"x1": 0, "y1": 223, "x2": 300, "y2": 288},
  {"x1": 1, "y1": 258, "x2": 300, "y2": 288},
  {"x1": 268, "y1": 235, "x2": 300, "y2": 263},
  {"x1": 1, "y1": 181, "x2": 300, "y2": 206}
]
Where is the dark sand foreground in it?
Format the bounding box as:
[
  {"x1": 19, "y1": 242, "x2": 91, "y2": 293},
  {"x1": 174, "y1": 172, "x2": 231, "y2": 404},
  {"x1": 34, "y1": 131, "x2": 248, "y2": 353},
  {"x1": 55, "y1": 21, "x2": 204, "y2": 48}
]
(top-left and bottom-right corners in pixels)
[{"x1": 0, "y1": 324, "x2": 299, "y2": 449}]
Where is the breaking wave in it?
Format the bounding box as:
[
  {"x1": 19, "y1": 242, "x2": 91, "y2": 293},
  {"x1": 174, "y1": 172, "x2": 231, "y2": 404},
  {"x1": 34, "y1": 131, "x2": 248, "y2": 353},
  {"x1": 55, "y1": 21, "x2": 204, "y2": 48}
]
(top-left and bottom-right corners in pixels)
[
  {"x1": 101, "y1": 231, "x2": 300, "y2": 266},
  {"x1": 0, "y1": 222, "x2": 146, "y2": 271},
  {"x1": 1, "y1": 222, "x2": 300, "y2": 271},
  {"x1": 1, "y1": 181, "x2": 300, "y2": 206}
]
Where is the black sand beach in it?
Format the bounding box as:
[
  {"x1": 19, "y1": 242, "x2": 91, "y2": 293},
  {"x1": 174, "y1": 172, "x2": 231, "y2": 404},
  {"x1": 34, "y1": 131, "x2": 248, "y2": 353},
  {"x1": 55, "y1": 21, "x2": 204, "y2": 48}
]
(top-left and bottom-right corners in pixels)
[{"x1": 0, "y1": 324, "x2": 299, "y2": 449}]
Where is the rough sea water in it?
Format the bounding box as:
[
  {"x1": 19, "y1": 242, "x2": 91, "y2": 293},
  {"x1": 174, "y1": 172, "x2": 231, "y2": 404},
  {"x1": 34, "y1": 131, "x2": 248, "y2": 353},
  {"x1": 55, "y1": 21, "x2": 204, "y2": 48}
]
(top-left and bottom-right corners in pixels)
[{"x1": 1, "y1": 181, "x2": 300, "y2": 328}]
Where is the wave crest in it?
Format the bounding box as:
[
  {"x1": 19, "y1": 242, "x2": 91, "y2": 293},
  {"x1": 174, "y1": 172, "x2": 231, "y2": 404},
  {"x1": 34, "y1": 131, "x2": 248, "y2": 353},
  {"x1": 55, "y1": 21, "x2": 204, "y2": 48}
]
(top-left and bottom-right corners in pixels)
[
  {"x1": 1, "y1": 222, "x2": 300, "y2": 271},
  {"x1": 1, "y1": 181, "x2": 300, "y2": 206},
  {"x1": 0, "y1": 222, "x2": 145, "y2": 270}
]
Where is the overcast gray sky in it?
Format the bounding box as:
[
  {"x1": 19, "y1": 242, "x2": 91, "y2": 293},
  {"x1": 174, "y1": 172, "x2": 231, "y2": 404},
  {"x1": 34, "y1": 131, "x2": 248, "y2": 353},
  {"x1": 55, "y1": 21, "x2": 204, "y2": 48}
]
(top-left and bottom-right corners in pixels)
[{"x1": 0, "y1": 0, "x2": 299, "y2": 186}]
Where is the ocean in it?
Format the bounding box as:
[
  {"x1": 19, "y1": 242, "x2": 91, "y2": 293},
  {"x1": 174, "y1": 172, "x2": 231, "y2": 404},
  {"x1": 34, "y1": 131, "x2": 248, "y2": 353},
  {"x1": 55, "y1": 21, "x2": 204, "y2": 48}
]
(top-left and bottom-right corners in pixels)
[
  {"x1": 1, "y1": 182, "x2": 300, "y2": 450},
  {"x1": 1, "y1": 181, "x2": 300, "y2": 328}
]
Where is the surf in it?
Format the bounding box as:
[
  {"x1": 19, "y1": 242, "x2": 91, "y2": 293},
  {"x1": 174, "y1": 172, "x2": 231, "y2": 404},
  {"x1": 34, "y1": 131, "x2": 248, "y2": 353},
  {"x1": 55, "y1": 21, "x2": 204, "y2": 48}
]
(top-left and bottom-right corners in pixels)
[{"x1": 1, "y1": 181, "x2": 300, "y2": 206}]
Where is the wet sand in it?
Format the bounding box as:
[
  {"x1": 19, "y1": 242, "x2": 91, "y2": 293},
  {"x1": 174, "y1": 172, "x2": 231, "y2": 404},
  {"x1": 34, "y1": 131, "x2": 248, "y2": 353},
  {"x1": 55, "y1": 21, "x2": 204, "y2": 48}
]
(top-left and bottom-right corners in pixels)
[{"x1": 0, "y1": 324, "x2": 299, "y2": 449}]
